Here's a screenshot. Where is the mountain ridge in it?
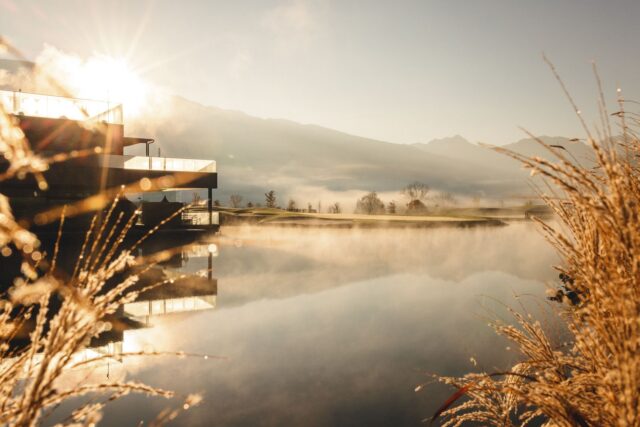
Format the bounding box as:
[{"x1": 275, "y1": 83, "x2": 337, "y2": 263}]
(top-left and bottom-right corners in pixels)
[
  {"x1": 130, "y1": 96, "x2": 589, "y2": 204},
  {"x1": 0, "y1": 56, "x2": 590, "y2": 205}
]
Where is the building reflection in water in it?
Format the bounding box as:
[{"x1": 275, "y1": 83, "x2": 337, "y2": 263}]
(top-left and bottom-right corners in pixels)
[
  {"x1": 75, "y1": 242, "x2": 219, "y2": 365},
  {"x1": 125, "y1": 294, "x2": 217, "y2": 324}
]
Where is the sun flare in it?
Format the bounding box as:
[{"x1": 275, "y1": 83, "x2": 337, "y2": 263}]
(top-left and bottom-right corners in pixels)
[
  {"x1": 32, "y1": 47, "x2": 151, "y2": 120},
  {"x1": 73, "y1": 56, "x2": 149, "y2": 118}
]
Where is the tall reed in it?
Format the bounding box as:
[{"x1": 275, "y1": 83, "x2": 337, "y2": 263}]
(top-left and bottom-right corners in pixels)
[
  {"x1": 0, "y1": 60, "x2": 203, "y2": 426},
  {"x1": 432, "y1": 64, "x2": 640, "y2": 426}
]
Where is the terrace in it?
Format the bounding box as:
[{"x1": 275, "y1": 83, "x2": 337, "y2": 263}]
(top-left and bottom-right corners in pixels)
[
  {"x1": 0, "y1": 89, "x2": 123, "y2": 124},
  {"x1": 1, "y1": 89, "x2": 219, "y2": 230}
]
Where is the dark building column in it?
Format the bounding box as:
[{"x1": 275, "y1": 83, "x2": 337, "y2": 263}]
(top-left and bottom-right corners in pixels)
[
  {"x1": 208, "y1": 187, "x2": 213, "y2": 226},
  {"x1": 208, "y1": 251, "x2": 213, "y2": 281}
]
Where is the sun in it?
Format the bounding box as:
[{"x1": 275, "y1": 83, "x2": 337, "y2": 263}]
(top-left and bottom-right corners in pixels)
[
  {"x1": 25, "y1": 46, "x2": 153, "y2": 121},
  {"x1": 71, "y1": 55, "x2": 149, "y2": 119}
]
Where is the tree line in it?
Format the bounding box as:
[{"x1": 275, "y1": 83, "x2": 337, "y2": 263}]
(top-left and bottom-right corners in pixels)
[{"x1": 208, "y1": 181, "x2": 457, "y2": 215}]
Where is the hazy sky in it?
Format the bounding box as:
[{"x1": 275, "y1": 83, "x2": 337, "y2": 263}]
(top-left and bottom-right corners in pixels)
[{"x1": 1, "y1": 0, "x2": 639, "y2": 144}]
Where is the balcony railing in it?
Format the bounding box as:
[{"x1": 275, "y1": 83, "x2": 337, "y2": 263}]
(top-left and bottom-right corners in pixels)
[
  {"x1": 124, "y1": 295, "x2": 216, "y2": 318},
  {"x1": 102, "y1": 155, "x2": 216, "y2": 173},
  {"x1": 0, "y1": 89, "x2": 123, "y2": 124}
]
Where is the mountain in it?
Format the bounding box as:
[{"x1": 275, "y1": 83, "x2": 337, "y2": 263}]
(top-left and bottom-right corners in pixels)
[
  {"x1": 0, "y1": 59, "x2": 34, "y2": 74},
  {"x1": 133, "y1": 97, "x2": 564, "y2": 204},
  {"x1": 0, "y1": 59, "x2": 35, "y2": 90},
  {"x1": 505, "y1": 136, "x2": 594, "y2": 164},
  {"x1": 1, "y1": 59, "x2": 592, "y2": 206},
  {"x1": 412, "y1": 135, "x2": 517, "y2": 173},
  {"x1": 414, "y1": 135, "x2": 594, "y2": 176}
]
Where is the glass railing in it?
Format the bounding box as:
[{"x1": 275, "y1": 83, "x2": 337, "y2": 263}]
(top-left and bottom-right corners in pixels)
[
  {"x1": 182, "y1": 211, "x2": 220, "y2": 226},
  {"x1": 102, "y1": 155, "x2": 216, "y2": 173},
  {"x1": 124, "y1": 295, "x2": 217, "y2": 318},
  {"x1": 0, "y1": 89, "x2": 123, "y2": 124}
]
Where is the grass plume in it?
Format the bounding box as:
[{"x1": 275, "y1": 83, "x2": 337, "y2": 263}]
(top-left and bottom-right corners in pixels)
[
  {"x1": 430, "y1": 64, "x2": 640, "y2": 426},
  {"x1": 0, "y1": 37, "x2": 206, "y2": 426}
]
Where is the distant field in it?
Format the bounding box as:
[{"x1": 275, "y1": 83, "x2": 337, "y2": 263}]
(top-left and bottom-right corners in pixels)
[
  {"x1": 213, "y1": 204, "x2": 551, "y2": 226},
  {"x1": 257, "y1": 211, "x2": 480, "y2": 222},
  {"x1": 437, "y1": 205, "x2": 553, "y2": 219},
  {"x1": 207, "y1": 205, "x2": 554, "y2": 228}
]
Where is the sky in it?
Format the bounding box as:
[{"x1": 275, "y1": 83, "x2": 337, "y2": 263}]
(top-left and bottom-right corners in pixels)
[{"x1": 1, "y1": 0, "x2": 639, "y2": 145}]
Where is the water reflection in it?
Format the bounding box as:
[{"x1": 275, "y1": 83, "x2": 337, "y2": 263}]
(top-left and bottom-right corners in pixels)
[
  {"x1": 124, "y1": 295, "x2": 217, "y2": 320},
  {"x1": 105, "y1": 244, "x2": 219, "y2": 360},
  {"x1": 52, "y1": 223, "x2": 559, "y2": 426},
  {"x1": 50, "y1": 243, "x2": 219, "y2": 367}
]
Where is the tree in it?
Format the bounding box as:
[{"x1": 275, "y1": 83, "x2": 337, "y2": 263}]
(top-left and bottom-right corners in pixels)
[
  {"x1": 434, "y1": 192, "x2": 457, "y2": 208},
  {"x1": 329, "y1": 202, "x2": 341, "y2": 214},
  {"x1": 402, "y1": 181, "x2": 430, "y2": 202},
  {"x1": 287, "y1": 199, "x2": 297, "y2": 211},
  {"x1": 246, "y1": 201, "x2": 254, "y2": 208},
  {"x1": 387, "y1": 200, "x2": 397, "y2": 214},
  {"x1": 229, "y1": 194, "x2": 243, "y2": 208},
  {"x1": 213, "y1": 199, "x2": 221, "y2": 207},
  {"x1": 355, "y1": 192, "x2": 385, "y2": 215},
  {"x1": 406, "y1": 199, "x2": 427, "y2": 214},
  {"x1": 265, "y1": 190, "x2": 277, "y2": 208}
]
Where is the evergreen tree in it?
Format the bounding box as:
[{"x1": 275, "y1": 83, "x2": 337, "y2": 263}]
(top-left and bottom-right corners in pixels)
[{"x1": 265, "y1": 190, "x2": 277, "y2": 208}]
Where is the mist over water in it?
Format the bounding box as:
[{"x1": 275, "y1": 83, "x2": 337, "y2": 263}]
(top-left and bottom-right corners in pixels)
[{"x1": 58, "y1": 223, "x2": 560, "y2": 426}]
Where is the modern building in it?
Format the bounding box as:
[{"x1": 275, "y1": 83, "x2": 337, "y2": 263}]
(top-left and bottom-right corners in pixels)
[{"x1": 0, "y1": 89, "x2": 219, "y2": 230}]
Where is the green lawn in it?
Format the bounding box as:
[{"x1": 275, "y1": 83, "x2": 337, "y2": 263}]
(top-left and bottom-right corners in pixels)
[{"x1": 213, "y1": 206, "x2": 522, "y2": 227}]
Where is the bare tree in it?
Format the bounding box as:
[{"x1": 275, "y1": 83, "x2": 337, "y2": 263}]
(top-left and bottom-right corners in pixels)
[
  {"x1": 265, "y1": 190, "x2": 277, "y2": 208},
  {"x1": 329, "y1": 202, "x2": 341, "y2": 214},
  {"x1": 433, "y1": 192, "x2": 457, "y2": 208},
  {"x1": 229, "y1": 194, "x2": 243, "y2": 208},
  {"x1": 387, "y1": 200, "x2": 397, "y2": 214},
  {"x1": 355, "y1": 192, "x2": 385, "y2": 215},
  {"x1": 246, "y1": 201, "x2": 254, "y2": 208},
  {"x1": 213, "y1": 199, "x2": 221, "y2": 207},
  {"x1": 287, "y1": 199, "x2": 297, "y2": 211},
  {"x1": 402, "y1": 181, "x2": 430, "y2": 202}
]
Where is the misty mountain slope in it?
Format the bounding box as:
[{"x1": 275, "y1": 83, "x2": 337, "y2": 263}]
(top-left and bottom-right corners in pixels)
[
  {"x1": 413, "y1": 135, "x2": 518, "y2": 173},
  {"x1": 505, "y1": 136, "x2": 594, "y2": 164},
  {"x1": 414, "y1": 135, "x2": 594, "y2": 177},
  {"x1": 0, "y1": 59, "x2": 34, "y2": 77},
  {"x1": 0, "y1": 61, "x2": 600, "y2": 205},
  {"x1": 141, "y1": 97, "x2": 532, "y2": 201}
]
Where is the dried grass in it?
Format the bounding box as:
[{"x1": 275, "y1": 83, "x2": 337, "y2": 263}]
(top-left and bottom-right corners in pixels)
[
  {"x1": 0, "y1": 39, "x2": 204, "y2": 426},
  {"x1": 432, "y1": 64, "x2": 640, "y2": 426}
]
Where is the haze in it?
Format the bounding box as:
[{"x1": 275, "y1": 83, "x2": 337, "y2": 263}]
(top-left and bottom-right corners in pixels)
[{"x1": 2, "y1": 0, "x2": 639, "y2": 145}]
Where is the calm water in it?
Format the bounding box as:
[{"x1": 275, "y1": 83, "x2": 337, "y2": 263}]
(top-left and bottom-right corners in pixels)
[{"x1": 51, "y1": 223, "x2": 559, "y2": 426}]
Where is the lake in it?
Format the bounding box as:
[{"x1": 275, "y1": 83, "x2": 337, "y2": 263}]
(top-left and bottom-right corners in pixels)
[{"x1": 51, "y1": 222, "x2": 560, "y2": 426}]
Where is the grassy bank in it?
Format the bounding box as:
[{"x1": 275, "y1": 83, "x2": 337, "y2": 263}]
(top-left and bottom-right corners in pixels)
[{"x1": 212, "y1": 205, "x2": 550, "y2": 228}]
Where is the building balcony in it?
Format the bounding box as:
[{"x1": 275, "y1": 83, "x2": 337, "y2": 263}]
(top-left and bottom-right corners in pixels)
[
  {"x1": 0, "y1": 152, "x2": 217, "y2": 196},
  {"x1": 103, "y1": 154, "x2": 216, "y2": 173},
  {"x1": 0, "y1": 89, "x2": 123, "y2": 124}
]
